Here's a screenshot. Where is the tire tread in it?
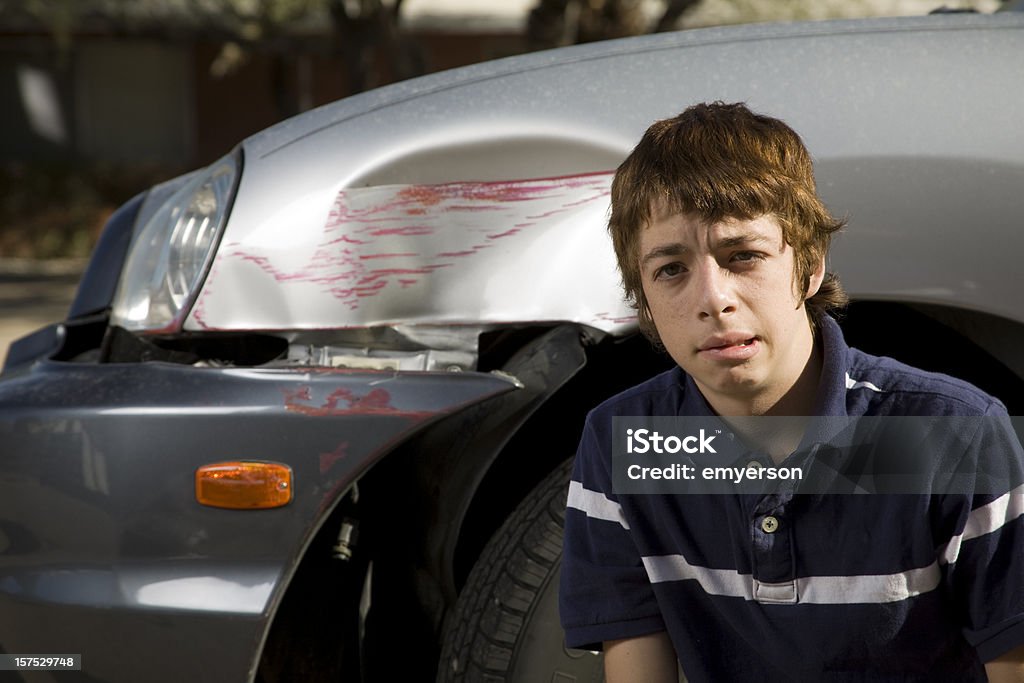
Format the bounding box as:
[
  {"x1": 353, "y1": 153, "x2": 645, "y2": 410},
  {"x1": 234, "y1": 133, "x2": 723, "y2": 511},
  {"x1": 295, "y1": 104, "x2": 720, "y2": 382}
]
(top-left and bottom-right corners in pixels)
[{"x1": 437, "y1": 459, "x2": 575, "y2": 682}]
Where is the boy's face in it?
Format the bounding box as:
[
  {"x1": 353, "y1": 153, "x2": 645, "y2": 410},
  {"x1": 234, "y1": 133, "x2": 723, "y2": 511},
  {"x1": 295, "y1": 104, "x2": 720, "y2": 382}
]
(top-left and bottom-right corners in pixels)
[{"x1": 638, "y1": 210, "x2": 824, "y2": 414}]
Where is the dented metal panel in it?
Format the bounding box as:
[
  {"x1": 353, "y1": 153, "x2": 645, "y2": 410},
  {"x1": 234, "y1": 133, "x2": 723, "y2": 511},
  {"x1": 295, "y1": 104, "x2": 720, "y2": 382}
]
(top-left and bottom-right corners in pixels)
[
  {"x1": 0, "y1": 360, "x2": 517, "y2": 682},
  {"x1": 186, "y1": 172, "x2": 637, "y2": 334}
]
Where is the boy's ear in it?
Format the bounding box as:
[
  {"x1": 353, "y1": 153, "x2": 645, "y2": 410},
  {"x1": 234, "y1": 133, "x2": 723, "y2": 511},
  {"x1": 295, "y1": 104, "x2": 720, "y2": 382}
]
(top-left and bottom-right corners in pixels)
[{"x1": 805, "y1": 255, "x2": 827, "y2": 299}]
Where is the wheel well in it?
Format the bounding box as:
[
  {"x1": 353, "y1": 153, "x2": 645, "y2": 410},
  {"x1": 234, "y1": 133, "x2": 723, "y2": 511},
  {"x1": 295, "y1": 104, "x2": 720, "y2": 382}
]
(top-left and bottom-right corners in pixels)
[
  {"x1": 838, "y1": 301, "x2": 1024, "y2": 413},
  {"x1": 255, "y1": 490, "x2": 365, "y2": 683},
  {"x1": 452, "y1": 332, "x2": 673, "y2": 589}
]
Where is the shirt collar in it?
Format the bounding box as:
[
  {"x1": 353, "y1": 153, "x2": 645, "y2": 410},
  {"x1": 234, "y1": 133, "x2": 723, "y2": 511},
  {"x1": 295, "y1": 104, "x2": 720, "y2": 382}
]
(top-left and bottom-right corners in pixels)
[{"x1": 809, "y1": 314, "x2": 850, "y2": 418}]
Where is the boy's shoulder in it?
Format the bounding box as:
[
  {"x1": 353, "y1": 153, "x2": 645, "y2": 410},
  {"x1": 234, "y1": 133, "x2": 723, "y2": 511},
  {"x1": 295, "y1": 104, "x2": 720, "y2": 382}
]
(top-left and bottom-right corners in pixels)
[{"x1": 846, "y1": 347, "x2": 1004, "y2": 416}]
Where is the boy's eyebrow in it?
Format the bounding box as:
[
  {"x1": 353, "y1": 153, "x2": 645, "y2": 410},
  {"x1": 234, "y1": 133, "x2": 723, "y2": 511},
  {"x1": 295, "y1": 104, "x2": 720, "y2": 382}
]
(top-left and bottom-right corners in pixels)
[
  {"x1": 715, "y1": 233, "x2": 776, "y2": 250},
  {"x1": 640, "y1": 243, "x2": 687, "y2": 268},
  {"x1": 640, "y1": 233, "x2": 776, "y2": 268}
]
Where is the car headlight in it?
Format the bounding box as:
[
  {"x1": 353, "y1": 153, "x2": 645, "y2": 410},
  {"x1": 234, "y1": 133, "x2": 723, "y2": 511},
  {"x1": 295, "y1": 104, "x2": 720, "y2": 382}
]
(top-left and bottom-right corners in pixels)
[{"x1": 110, "y1": 153, "x2": 239, "y2": 333}]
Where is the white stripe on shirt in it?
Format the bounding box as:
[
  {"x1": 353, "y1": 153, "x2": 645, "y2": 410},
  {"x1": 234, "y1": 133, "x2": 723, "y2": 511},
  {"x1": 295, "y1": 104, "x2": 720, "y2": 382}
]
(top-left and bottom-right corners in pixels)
[
  {"x1": 939, "y1": 483, "x2": 1024, "y2": 565},
  {"x1": 567, "y1": 480, "x2": 630, "y2": 530},
  {"x1": 846, "y1": 372, "x2": 883, "y2": 393},
  {"x1": 643, "y1": 553, "x2": 941, "y2": 604}
]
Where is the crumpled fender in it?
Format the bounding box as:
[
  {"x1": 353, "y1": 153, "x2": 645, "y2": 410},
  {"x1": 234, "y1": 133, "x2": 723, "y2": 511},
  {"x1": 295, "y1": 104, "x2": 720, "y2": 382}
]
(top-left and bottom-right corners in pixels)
[{"x1": 0, "y1": 359, "x2": 517, "y2": 683}]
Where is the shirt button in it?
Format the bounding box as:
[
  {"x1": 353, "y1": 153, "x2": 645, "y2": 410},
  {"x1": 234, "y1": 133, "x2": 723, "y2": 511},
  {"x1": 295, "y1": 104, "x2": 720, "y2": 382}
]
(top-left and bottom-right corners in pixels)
[
  {"x1": 761, "y1": 516, "x2": 780, "y2": 534},
  {"x1": 746, "y1": 460, "x2": 763, "y2": 470}
]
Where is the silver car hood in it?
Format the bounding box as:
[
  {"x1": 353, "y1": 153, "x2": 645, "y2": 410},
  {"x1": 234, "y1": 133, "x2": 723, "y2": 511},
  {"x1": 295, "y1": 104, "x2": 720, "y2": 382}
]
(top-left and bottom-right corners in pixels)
[{"x1": 184, "y1": 13, "x2": 1024, "y2": 334}]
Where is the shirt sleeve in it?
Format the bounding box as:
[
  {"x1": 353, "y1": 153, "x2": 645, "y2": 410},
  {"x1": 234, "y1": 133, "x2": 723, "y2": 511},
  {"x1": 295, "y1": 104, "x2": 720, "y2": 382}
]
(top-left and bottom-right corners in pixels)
[
  {"x1": 559, "y1": 414, "x2": 665, "y2": 651},
  {"x1": 942, "y1": 403, "x2": 1024, "y2": 662}
]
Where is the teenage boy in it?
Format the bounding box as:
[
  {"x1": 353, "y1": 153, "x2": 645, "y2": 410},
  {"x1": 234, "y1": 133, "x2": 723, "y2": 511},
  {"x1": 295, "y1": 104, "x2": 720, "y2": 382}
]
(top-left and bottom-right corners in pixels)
[{"x1": 559, "y1": 102, "x2": 1024, "y2": 681}]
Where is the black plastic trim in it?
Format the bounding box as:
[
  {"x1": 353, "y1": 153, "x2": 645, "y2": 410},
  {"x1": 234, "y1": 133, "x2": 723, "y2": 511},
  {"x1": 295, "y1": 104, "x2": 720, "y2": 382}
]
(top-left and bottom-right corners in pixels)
[{"x1": 68, "y1": 190, "x2": 147, "y2": 319}]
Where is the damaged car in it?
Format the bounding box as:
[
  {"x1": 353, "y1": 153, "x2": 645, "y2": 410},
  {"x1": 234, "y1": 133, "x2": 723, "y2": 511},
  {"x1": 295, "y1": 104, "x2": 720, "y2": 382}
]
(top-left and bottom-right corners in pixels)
[{"x1": 2, "y1": 11, "x2": 1024, "y2": 683}]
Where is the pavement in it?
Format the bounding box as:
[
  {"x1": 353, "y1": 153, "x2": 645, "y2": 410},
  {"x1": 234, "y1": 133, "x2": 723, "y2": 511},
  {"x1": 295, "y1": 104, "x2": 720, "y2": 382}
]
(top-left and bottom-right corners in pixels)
[{"x1": 0, "y1": 259, "x2": 86, "y2": 367}]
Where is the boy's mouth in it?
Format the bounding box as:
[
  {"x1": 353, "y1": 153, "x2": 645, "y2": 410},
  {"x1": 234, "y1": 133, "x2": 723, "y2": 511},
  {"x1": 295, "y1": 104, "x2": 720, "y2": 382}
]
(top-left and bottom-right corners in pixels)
[{"x1": 698, "y1": 335, "x2": 760, "y2": 361}]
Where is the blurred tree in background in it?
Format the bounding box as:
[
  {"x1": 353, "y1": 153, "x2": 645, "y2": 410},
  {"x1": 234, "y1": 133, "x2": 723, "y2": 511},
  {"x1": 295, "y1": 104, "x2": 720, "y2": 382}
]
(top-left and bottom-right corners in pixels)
[
  {"x1": 326, "y1": 0, "x2": 424, "y2": 94},
  {"x1": 527, "y1": 0, "x2": 700, "y2": 48},
  {"x1": 184, "y1": 0, "x2": 425, "y2": 109},
  {"x1": 189, "y1": 0, "x2": 319, "y2": 119}
]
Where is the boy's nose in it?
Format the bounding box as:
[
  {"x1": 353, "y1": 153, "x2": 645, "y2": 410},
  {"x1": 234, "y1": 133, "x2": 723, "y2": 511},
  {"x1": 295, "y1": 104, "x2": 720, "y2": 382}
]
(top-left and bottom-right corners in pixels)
[{"x1": 696, "y1": 264, "x2": 737, "y2": 321}]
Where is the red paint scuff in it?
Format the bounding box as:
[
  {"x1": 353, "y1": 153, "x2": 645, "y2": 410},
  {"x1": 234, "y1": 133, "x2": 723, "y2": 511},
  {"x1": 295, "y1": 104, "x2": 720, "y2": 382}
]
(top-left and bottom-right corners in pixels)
[
  {"x1": 369, "y1": 226, "x2": 435, "y2": 237},
  {"x1": 201, "y1": 172, "x2": 613, "y2": 315},
  {"x1": 285, "y1": 385, "x2": 434, "y2": 418},
  {"x1": 319, "y1": 442, "x2": 349, "y2": 474},
  {"x1": 486, "y1": 229, "x2": 520, "y2": 240},
  {"x1": 359, "y1": 253, "x2": 418, "y2": 260},
  {"x1": 593, "y1": 311, "x2": 639, "y2": 325}
]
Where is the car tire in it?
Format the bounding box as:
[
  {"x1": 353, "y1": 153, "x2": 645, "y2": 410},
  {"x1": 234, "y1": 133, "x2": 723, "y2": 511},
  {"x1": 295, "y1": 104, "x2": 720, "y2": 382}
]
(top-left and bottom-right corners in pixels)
[{"x1": 437, "y1": 458, "x2": 605, "y2": 682}]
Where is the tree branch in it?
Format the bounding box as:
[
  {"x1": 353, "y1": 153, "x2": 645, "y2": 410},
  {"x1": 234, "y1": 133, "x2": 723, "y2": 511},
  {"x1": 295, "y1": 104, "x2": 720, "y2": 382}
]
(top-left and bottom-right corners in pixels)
[{"x1": 653, "y1": 0, "x2": 701, "y2": 33}]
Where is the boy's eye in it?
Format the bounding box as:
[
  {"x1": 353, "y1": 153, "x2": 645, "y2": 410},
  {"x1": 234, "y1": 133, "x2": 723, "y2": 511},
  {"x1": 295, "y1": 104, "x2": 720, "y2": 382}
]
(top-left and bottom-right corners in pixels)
[
  {"x1": 731, "y1": 251, "x2": 764, "y2": 264},
  {"x1": 653, "y1": 263, "x2": 686, "y2": 280}
]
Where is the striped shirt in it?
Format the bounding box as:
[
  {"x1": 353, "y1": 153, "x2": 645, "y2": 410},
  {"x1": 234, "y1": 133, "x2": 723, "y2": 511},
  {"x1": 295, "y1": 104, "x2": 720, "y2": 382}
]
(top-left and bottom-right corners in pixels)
[{"x1": 559, "y1": 315, "x2": 1024, "y2": 681}]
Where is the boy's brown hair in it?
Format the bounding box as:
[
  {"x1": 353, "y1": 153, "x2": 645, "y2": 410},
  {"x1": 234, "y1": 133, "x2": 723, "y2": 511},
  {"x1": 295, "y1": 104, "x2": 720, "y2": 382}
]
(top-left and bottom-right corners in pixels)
[{"x1": 609, "y1": 101, "x2": 847, "y2": 343}]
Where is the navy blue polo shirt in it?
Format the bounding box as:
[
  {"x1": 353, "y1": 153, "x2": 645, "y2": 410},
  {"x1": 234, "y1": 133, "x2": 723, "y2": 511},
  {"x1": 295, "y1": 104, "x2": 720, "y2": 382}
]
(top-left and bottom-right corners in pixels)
[{"x1": 560, "y1": 315, "x2": 1024, "y2": 681}]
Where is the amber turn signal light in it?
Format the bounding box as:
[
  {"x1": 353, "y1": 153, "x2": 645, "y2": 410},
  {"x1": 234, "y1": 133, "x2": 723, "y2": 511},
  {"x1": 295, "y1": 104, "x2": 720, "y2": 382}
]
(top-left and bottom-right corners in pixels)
[{"x1": 195, "y1": 461, "x2": 293, "y2": 509}]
